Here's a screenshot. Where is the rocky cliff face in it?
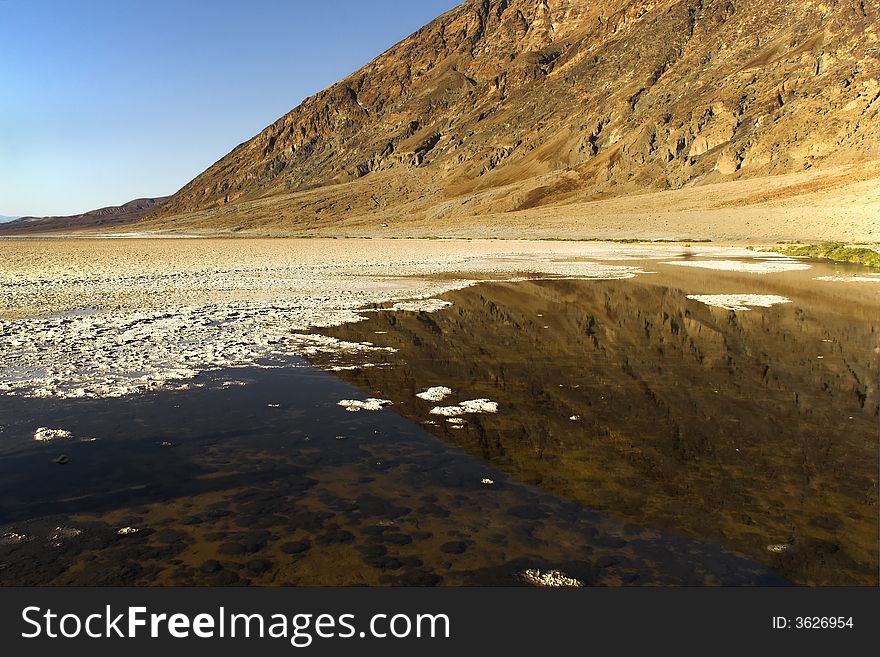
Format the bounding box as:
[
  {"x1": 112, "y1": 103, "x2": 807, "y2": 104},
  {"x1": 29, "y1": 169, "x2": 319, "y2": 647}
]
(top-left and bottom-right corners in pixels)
[{"x1": 156, "y1": 0, "x2": 880, "y2": 228}]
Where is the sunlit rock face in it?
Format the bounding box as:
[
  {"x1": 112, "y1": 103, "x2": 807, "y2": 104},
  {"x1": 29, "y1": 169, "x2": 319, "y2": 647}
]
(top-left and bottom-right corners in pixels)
[{"x1": 151, "y1": 0, "x2": 880, "y2": 232}]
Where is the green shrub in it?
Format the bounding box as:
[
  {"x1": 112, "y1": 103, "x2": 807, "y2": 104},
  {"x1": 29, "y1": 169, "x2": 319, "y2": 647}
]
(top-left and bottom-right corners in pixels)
[{"x1": 771, "y1": 242, "x2": 880, "y2": 269}]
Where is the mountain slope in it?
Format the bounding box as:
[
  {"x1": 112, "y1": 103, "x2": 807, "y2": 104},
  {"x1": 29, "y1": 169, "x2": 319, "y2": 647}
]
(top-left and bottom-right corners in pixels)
[
  {"x1": 149, "y1": 0, "x2": 880, "y2": 236},
  {"x1": 0, "y1": 197, "x2": 169, "y2": 234}
]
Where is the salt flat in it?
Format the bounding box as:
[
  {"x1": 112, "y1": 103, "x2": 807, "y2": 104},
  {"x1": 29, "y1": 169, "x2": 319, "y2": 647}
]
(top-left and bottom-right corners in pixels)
[{"x1": 0, "y1": 238, "x2": 781, "y2": 399}]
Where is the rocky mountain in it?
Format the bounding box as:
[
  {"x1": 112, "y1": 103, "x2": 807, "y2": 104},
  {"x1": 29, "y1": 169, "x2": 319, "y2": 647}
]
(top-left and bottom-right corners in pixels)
[
  {"x1": 147, "y1": 0, "x2": 880, "y2": 236},
  {"x1": 0, "y1": 197, "x2": 169, "y2": 234}
]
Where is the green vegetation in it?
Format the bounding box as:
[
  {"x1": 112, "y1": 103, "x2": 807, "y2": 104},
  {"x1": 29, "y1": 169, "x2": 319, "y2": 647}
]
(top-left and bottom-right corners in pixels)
[{"x1": 769, "y1": 242, "x2": 880, "y2": 269}]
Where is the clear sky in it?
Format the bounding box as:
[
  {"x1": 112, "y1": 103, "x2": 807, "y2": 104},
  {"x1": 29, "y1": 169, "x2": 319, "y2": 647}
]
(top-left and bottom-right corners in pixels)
[{"x1": 0, "y1": 0, "x2": 460, "y2": 217}]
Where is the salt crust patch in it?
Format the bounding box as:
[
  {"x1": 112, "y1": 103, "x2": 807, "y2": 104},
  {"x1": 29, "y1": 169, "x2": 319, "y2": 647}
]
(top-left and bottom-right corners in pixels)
[
  {"x1": 459, "y1": 399, "x2": 498, "y2": 413},
  {"x1": 292, "y1": 334, "x2": 396, "y2": 357},
  {"x1": 430, "y1": 399, "x2": 498, "y2": 416},
  {"x1": 337, "y1": 398, "x2": 392, "y2": 412},
  {"x1": 0, "y1": 532, "x2": 29, "y2": 546},
  {"x1": 815, "y1": 275, "x2": 880, "y2": 283},
  {"x1": 329, "y1": 363, "x2": 378, "y2": 372},
  {"x1": 392, "y1": 299, "x2": 452, "y2": 313},
  {"x1": 521, "y1": 568, "x2": 583, "y2": 587},
  {"x1": 0, "y1": 250, "x2": 645, "y2": 399},
  {"x1": 686, "y1": 294, "x2": 793, "y2": 311},
  {"x1": 430, "y1": 406, "x2": 465, "y2": 417},
  {"x1": 49, "y1": 526, "x2": 82, "y2": 548},
  {"x1": 663, "y1": 260, "x2": 811, "y2": 273},
  {"x1": 33, "y1": 427, "x2": 72, "y2": 442},
  {"x1": 416, "y1": 386, "x2": 453, "y2": 402}
]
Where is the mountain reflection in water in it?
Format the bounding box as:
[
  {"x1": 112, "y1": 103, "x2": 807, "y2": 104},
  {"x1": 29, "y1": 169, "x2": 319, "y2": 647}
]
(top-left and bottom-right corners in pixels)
[
  {"x1": 0, "y1": 363, "x2": 783, "y2": 586},
  {"x1": 316, "y1": 261, "x2": 879, "y2": 586}
]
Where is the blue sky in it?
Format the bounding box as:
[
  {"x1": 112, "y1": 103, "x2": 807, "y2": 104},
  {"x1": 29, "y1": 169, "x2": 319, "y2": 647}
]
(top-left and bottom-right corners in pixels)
[{"x1": 0, "y1": 0, "x2": 460, "y2": 216}]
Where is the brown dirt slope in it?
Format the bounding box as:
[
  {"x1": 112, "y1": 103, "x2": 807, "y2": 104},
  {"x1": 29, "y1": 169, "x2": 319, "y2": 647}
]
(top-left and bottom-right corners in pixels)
[{"x1": 144, "y1": 0, "x2": 880, "y2": 238}]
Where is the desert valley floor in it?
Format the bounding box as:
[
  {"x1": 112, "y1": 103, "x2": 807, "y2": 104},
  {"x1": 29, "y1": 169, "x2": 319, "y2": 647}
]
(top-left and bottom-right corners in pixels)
[{"x1": 0, "y1": 238, "x2": 877, "y2": 586}]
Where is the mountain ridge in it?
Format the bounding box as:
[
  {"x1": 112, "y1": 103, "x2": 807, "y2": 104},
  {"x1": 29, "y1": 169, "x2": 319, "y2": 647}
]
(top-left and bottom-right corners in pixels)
[
  {"x1": 0, "y1": 197, "x2": 169, "y2": 234},
  {"x1": 142, "y1": 0, "x2": 879, "y2": 238}
]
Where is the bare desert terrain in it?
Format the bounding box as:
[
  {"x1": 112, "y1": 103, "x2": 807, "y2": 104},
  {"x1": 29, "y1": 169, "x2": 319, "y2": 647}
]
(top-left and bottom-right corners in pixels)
[
  {"x1": 2, "y1": 237, "x2": 876, "y2": 399},
  {"x1": 0, "y1": 238, "x2": 681, "y2": 399},
  {"x1": 134, "y1": 162, "x2": 880, "y2": 243}
]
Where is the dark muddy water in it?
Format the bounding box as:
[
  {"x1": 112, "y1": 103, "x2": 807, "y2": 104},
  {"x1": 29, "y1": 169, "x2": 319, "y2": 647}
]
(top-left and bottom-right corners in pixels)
[
  {"x1": 0, "y1": 361, "x2": 784, "y2": 586},
  {"x1": 0, "y1": 256, "x2": 876, "y2": 586},
  {"x1": 317, "y1": 258, "x2": 879, "y2": 586}
]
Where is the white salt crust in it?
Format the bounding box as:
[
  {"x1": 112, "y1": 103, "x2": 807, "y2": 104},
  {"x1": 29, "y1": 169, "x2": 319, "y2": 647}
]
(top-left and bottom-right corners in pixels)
[
  {"x1": 663, "y1": 260, "x2": 811, "y2": 273},
  {"x1": 686, "y1": 294, "x2": 793, "y2": 311},
  {"x1": 415, "y1": 386, "x2": 453, "y2": 402},
  {"x1": 814, "y1": 275, "x2": 880, "y2": 283},
  {"x1": 337, "y1": 398, "x2": 393, "y2": 412},
  {"x1": 33, "y1": 427, "x2": 72, "y2": 442},
  {"x1": 392, "y1": 299, "x2": 452, "y2": 313},
  {"x1": 521, "y1": 568, "x2": 583, "y2": 587},
  {"x1": 49, "y1": 526, "x2": 82, "y2": 548},
  {"x1": 0, "y1": 247, "x2": 644, "y2": 399},
  {"x1": 430, "y1": 399, "x2": 498, "y2": 416},
  {"x1": 0, "y1": 532, "x2": 29, "y2": 545}
]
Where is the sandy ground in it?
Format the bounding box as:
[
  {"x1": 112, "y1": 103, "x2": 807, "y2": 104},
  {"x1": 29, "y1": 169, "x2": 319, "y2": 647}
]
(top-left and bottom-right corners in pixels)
[
  {"x1": 130, "y1": 162, "x2": 880, "y2": 244},
  {"x1": 472, "y1": 164, "x2": 880, "y2": 243},
  {"x1": 0, "y1": 237, "x2": 873, "y2": 400},
  {"x1": 5, "y1": 164, "x2": 878, "y2": 244}
]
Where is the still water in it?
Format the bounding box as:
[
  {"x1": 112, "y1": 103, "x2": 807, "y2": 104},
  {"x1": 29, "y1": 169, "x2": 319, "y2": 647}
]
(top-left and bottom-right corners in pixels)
[
  {"x1": 0, "y1": 257, "x2": 876, "y2": 585},
  {"x1": 316, "y1": 257, "x2": 879, "y2": 586}
]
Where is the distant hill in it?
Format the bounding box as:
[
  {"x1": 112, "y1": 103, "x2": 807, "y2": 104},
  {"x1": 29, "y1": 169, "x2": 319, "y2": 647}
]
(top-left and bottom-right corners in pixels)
[
  {"x1": 0, "y1": 197, "x2": 169, "y2": 234},
  {"x1": 142, "y1": 0, "x2": 879, "y2": 238},
  {"x1": 0, "y1": 216, "x2": 21, "y2": 224}
]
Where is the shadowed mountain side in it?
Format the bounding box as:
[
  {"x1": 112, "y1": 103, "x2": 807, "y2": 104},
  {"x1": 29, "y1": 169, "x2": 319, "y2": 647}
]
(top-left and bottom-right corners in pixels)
[
  {"x1": 140, "y1": 0, "x2": 879, "y2": 238},
  {"x1": 0, "y1": 197, "x2": 169, "y2": 235},
  {"x1": 311, "y1": 272, "x2": 879, "y2": 585}
]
